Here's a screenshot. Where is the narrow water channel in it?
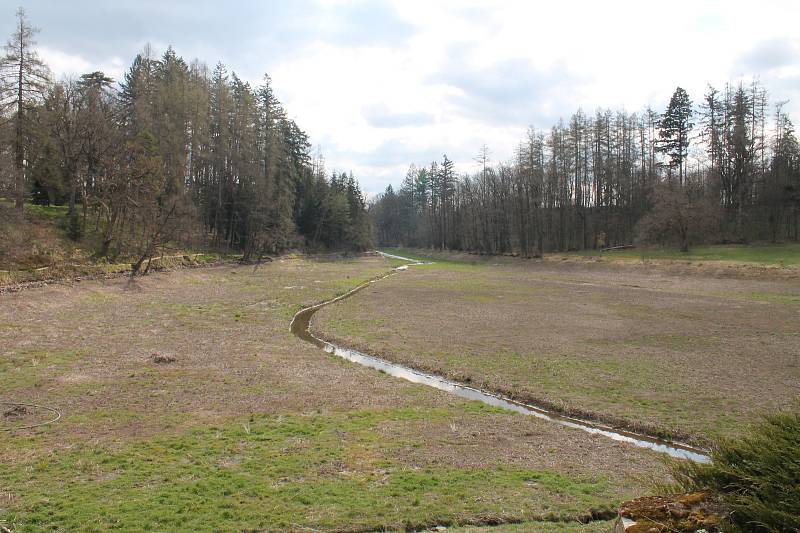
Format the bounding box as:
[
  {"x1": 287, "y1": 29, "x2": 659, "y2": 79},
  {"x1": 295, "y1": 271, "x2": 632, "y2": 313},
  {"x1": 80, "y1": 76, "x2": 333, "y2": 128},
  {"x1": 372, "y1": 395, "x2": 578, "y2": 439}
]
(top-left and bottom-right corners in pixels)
[{"x1": 290, "y1": 252, "x2": 710, "y2": 463}]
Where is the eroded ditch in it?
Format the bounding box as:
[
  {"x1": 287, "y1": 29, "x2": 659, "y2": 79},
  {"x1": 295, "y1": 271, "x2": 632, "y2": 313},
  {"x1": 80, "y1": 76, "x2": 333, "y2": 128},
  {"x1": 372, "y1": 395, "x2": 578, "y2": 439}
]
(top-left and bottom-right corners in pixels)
[{"x1": 290, "y1": 252, "x2": 709, "y2": 463}]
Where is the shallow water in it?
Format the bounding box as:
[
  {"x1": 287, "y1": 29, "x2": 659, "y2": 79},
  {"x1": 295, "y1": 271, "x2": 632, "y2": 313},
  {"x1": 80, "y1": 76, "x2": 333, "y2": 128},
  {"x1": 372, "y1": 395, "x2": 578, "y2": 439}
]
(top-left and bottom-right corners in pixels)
[{"x1": 290, "y1": 252, "x2": 710, "y2": 463}]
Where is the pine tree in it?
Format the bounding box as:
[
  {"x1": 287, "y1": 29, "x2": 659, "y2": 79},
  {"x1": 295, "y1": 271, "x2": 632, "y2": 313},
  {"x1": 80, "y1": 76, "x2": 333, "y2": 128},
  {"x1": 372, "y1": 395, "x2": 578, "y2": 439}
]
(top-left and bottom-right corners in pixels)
[
  {"x1": 658, "y1": 87, "x2": 693, "y2": 186},
  {"x1": 208, "y1": 62, "x2": 232, "y2": 243},
  {"x1": 119, "y1": 46, "x2": 158, "y2": 134},
  {"x1": 154, "y1": 46, "x2": 189, "y2": 198}
]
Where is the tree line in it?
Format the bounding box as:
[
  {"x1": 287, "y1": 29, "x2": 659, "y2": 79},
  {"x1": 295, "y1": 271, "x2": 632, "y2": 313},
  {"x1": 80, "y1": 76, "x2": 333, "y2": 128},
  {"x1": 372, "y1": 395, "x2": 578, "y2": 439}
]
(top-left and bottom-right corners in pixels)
[
  {"x1": 0, "y1": 9, "x2": 371, "y2": 271},
  {"x1": 371, "y1": 82, "x2": 800, "y2": 254}
]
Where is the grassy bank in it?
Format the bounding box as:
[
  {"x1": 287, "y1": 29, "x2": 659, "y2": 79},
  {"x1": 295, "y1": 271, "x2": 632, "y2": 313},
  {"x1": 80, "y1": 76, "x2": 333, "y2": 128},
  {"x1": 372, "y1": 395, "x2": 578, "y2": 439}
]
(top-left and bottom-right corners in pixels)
[{"x1": 0, "y1": 200, "x2": 231, "y2": 287}]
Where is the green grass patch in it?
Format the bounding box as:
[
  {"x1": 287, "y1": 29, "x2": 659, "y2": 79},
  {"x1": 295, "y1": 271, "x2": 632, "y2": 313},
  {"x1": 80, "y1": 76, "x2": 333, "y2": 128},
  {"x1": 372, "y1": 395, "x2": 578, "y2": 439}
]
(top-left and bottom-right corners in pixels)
[
  {"x1": 380, "y1": 247, "x2": 454, "y2": 265},
  {"x1": 0, "y1": 409, "x2": 617, "y2": 532},
  {"x1": 22, "y1": 203, "x2": 69, "y2": 223},
  {"x1": 380, "y1": 248, "x2": 487, "y2": 273},
  {"x1": 0, "y1": 349, "x2": 86, "y2": 392}
]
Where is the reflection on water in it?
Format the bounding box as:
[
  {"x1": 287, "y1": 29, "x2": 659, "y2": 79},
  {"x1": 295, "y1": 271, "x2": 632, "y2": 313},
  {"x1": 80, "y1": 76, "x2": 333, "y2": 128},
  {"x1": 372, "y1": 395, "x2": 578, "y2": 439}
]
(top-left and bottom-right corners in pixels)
[{"x1": 290, "y1": 252, "x2": 710, "y2": 463}]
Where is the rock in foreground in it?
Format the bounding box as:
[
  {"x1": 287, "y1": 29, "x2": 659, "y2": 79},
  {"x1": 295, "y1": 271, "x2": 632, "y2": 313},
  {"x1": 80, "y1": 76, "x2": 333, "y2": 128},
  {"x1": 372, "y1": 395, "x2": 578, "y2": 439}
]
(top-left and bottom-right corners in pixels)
[{"x1": 614, "y1": 491, "x2": 728, "y2": 532}]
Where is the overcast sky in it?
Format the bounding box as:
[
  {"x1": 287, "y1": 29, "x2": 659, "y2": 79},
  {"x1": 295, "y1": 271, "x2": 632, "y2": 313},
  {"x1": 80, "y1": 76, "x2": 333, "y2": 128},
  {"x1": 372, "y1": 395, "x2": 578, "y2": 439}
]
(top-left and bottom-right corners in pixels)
[{"x1": 4, "y1": 0, "x2": 799, "y2": 195}]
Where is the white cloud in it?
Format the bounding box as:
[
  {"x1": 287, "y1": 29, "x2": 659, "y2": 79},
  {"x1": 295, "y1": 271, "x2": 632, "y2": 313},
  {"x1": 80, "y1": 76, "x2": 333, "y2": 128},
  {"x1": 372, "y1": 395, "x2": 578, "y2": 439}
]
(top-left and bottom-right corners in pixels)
[
  {"x1": 38, "y1": 46, "x2": 126, "y2": 83},
  {"x1": 271, "y1": 0, "x2": 800, "y2": 193},
  {"x1": 18, "y1": 0, "x2": 800, "y2": 195}
]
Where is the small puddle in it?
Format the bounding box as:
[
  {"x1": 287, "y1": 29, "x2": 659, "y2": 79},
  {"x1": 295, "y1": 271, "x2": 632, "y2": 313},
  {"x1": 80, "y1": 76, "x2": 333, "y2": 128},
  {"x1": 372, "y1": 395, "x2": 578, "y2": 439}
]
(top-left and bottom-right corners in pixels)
[{"x1": 290, "y1": 252, "x2": 709, "y2": 463}]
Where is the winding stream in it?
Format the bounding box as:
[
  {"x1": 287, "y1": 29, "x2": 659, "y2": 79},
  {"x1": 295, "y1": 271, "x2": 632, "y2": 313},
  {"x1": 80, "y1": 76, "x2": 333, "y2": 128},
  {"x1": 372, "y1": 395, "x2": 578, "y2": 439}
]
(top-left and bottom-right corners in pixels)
[{"x1": 290, "y1": 252, "x2": 710, "y2": 463}]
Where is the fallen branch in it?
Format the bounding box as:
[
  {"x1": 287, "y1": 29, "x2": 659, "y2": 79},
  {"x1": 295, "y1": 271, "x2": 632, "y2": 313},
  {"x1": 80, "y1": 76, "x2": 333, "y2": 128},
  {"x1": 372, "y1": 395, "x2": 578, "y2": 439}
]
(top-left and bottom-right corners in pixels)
[{"x1": 601, "y1": 245, "x2": 635, "y2": 252}]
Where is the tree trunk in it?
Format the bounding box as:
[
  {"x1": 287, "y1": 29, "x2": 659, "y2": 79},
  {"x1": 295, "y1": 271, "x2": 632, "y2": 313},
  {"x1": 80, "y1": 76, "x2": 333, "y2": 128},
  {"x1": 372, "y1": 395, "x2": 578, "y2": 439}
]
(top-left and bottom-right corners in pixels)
[
  {"x1": 14, "y1": 52, "x2": 24, "y2": 218},
  {"x1": 680, "y1": 227, "x2": 689, "y2": 253}
]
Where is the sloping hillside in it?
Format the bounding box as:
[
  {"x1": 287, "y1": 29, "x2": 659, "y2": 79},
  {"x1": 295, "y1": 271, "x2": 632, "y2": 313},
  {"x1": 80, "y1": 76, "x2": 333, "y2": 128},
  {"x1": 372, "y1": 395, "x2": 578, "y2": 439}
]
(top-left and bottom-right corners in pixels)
[
  {"x1": 0, "y1": 202, "x2": 81, "y2": 270},
  {"x1": 0, "y1": 201, "x2": 218, "y2": 286}
]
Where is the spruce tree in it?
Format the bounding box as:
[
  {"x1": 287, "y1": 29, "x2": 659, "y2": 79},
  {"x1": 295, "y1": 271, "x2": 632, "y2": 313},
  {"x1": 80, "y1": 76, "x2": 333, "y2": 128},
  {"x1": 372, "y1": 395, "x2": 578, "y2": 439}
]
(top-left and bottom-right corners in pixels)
[{"x1": 658, "y1": 86, "x2": 693, "y2": 186}]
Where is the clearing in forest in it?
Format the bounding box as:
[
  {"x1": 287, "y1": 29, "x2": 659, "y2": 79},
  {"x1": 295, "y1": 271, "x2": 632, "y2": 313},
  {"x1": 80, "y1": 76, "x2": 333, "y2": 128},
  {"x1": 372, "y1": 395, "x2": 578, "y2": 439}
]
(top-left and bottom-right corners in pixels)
[{"x1": 1, "y1": 255, "x2": 665, "y2": 532}]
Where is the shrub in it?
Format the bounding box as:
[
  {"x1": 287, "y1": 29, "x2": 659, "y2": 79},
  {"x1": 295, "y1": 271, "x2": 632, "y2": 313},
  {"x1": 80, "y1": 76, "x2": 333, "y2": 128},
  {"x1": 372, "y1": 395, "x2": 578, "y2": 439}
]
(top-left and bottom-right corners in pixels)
[
  {"x1": 637, "y1": 183, "x2": 723, "y2": 252},
  {"x1": 669, "y1": 412, "x2": 800, "y2": 532}
]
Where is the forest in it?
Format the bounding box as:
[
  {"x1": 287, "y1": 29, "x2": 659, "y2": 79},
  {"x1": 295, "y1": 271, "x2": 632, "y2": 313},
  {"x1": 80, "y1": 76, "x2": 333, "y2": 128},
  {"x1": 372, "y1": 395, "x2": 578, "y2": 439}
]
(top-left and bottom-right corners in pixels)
[
  {"x1": 371, "y1": 83, "x2": 800, "y2": 254},
  {"x1": 0, "y1": 9, "x2": 371, "y2": 272}
]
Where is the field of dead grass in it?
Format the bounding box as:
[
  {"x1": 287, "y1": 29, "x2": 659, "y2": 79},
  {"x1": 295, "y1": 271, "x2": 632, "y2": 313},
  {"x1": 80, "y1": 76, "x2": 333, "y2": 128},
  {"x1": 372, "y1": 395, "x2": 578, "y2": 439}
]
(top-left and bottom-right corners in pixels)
[
  {"x1": 0, "y1": 254, "x2": 666, "y2": 532},
  {"x1": 315, "y1": 249, "x2": 800, "y2": 446}
]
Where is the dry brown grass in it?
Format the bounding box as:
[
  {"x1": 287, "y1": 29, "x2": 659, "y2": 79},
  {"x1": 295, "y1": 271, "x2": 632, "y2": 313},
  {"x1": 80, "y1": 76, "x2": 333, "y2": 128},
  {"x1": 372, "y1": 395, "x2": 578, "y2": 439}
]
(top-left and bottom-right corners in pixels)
[
  {"x1": 0, "y1": 204, "x2": 66, "y2": 270},
  {"x1": 0, "y1": 254, "x2": 667, "y2": 530},
  {"x1": 315, "y1": 253, "x2": 800, "y2": 445}
]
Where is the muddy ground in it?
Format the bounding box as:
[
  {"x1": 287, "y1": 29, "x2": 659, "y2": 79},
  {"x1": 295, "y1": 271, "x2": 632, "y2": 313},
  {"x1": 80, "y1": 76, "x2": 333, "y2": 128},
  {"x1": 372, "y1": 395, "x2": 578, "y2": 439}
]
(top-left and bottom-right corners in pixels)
[
  {"x1": 315, "y1": 251, "x2": 800, "y2": 445},
  {"x1": 1, "y1": 255, "x2": 666, "y2": 532}
]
